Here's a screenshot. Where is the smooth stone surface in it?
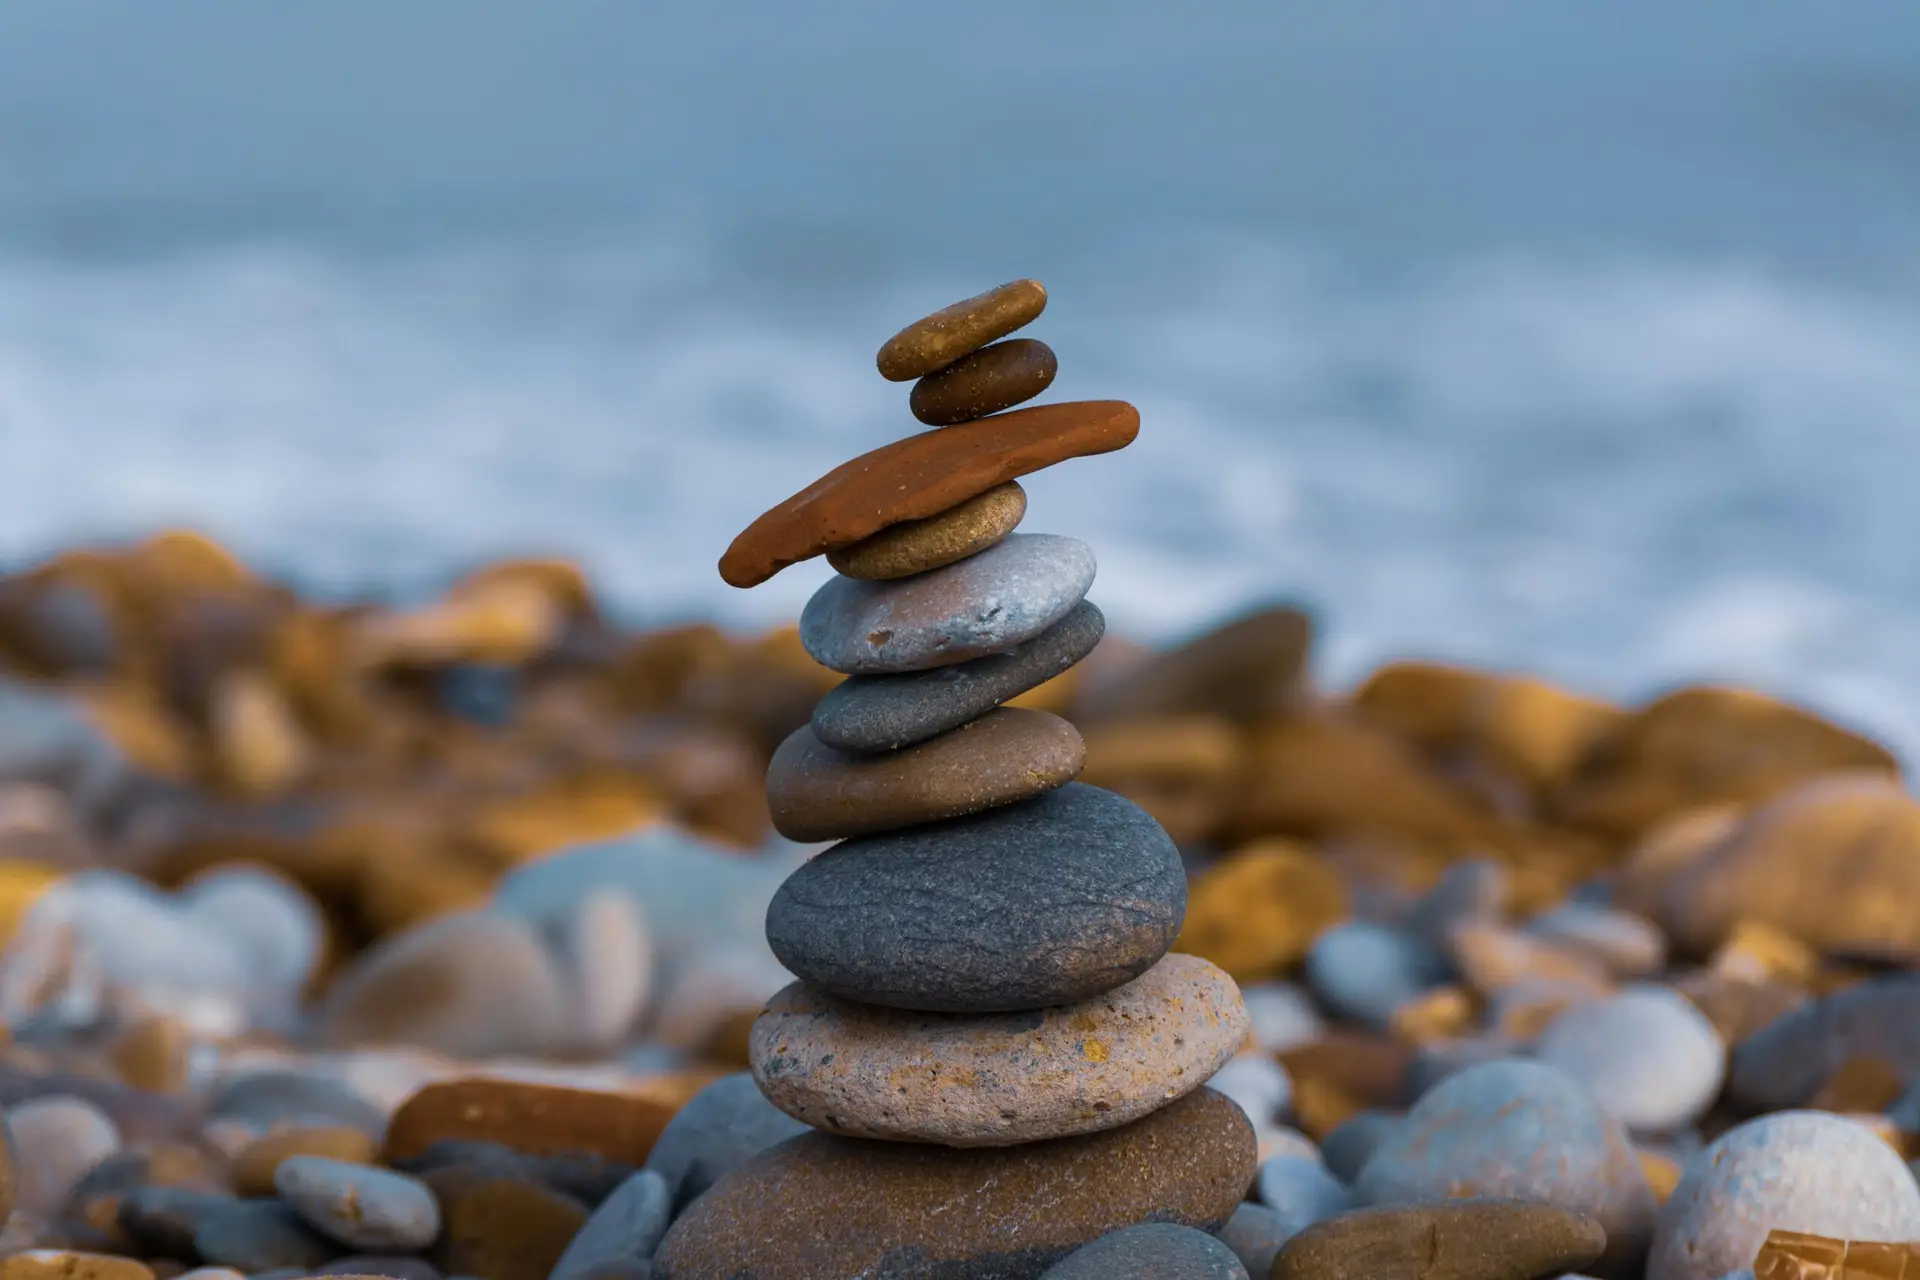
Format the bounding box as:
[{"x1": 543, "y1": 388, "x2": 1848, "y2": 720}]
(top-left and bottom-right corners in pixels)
[
  {"x1": 1305, "y1": 922, "x2": 1452, "y2": 1028},
  {"x1": 719, "y1": 400, "x2": 1138, "y2": 588},
  {"x1": 827, "y1": 482, "x2": 1027, "y2": 580},
  {"x1": 653, "y1": 1088, "x2": 1256, "y2": 1280},
  {"x1": 392, "y1": 1139, "x2": 633, "y2": 1210},
  {"x1": 191, "y1": 1200, "x2": 337, "y2": 1274},
  {"x1": 231, "y1": 1127, "x2": 379, "y2": 1198},
  {"x1": 910, "y1": 339, "x2": 1058, "y2": 426},
  {"x1": 208, "y1": 1071, "x2": 385, "y2": 1135},
  {"x1": 548, "y1": 1170, "x2": 672, "y2": 1280},
  {"x1": 1727, "y1": 974, "x2": 1920, "y2": 1112},
  {"x1": 1533, "y1": 986, "x2": 1726, "y2": 1133},
  {"x1": 4, "y1": 1096, "x2": 120, "y2": 1219},
  {"x1": 1524, "y1": 903, "x2": 1668, "y2": 978},
  {"x1": 425, "y1": 1168, "x2": 588, "y2": 1280},
  {"x1": 749, "y1": 953, "x2": 1247, "y2": 1146},
  {"x1": 766, "y1": 708, "x2": 1085, "y2": 842},
  {"x1": 1038, "y1": 1222, "x2": 1249, "y2": 1279},
  {"x1": 811, "y1": 600, "x2": 1104, "y2": 753},
  {"x1": 876, "y1": 279, "x2": 1048, "y2": 381},
  {"x1": 1321, "y1": 1110, "x2": 1403, "y2": 1184},
  {"x1": 1256, "y1": 1156, "x2": 1356, "y2": 1231},
  {"x1": 1220, "y1": 1203, "x2": 1290, "y2": 1279},
  {"x1": 1356, "y1": 1060, "x2": 1658, "y2": 1279},
  {"x1": 117, "y1": 1188, "x2": 236, "y2": 1259},
  {"x1": 1241, "y1": 982, "x2": 1328, "y2": 1053},
  {"x1": 542, "y1": 886, "x2": 653, "y2": 1055},
  {"x1": 1648, "y1": 1112, "x2": 1920, "y2": 1280},
  {"x1": 381, "y1": 1078, "x2": 675, "y2": 1168},
  {"x1": 0, "y1": 1254, "x2": 153, "y2": 1280},
  {"x1": 274, "y1": 1157, "x2": 440, "y2": 1252},
  {"x1": 640, "y1": 1074, "x2": 808, "y2": 1213},
  {"x1": 1208, "y1": 1052, "x2": 1294, "y2": 1129},
  {"x1": 1273, "y1": 1200, "x2": 1608, "y2": 1280},
  {"x1": 766, "y1": 783, "x2": 1186, "y2": 1012},
  {"x1": 800, "y1": 534, "x2": 1095, "y2": 675}
]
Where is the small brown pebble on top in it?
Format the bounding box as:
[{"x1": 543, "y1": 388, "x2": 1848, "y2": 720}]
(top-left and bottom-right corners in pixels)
[
  {"x1": 910, "y1": 338, "x2": 1058, "y2": 426},
  {"x1": 719, "y1": 400, "x2": 1138, "y2": 588},
  {"x1": 876, "y1": 279, "x2": 1047, "y2": 382},
  {"x1": 827, "y1": 481, "x2": 1027, "y2": 581}
]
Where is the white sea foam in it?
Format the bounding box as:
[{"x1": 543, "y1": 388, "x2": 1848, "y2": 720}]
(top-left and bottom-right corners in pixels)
[{"x1": 3, "y1": 240, "x2": 1919, "y2": 756}]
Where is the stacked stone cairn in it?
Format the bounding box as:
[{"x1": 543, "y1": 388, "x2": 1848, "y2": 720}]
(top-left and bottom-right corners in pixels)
[{"x1": 657, "y1": 281, "x2": 1258, "y2": 1275}]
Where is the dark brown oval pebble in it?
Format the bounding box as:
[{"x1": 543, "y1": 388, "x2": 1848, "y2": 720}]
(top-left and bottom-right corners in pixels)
[
  {"x1": 766, "y1": 708, "x2": 1085, "y2": 842},
  {"x1": 910, "y1": 339, "x2": 1058, "y2": 426},
  {"x1": 719, "y1": 401, "x2": 1139, "y2": 589},
  {"x1": 1273, "y1": 1200, "x2": 1608, "y2": 1280},
  {"x1": 876, "y1": 279, "x2": 1048, "y2": 382},
  {"x1": 425, "y1": 1168, "x2": 589, "y2": 1280},
  {"x1": 653, "y1": 1088, "x2": 1254, "y2": 1280}
]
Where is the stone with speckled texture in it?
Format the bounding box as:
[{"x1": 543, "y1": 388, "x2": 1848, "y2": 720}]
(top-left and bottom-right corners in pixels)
[
  {"x1": 765, "y1": 783, "x2": 1186, "y2": 1012},
  {"x1": 1647, "y1": 1111, "x2": 1920, "y2": 1280},
  {"x1": 765, "y1": 708, "x2": 1084, "y2": 843},
  {"x1": 1533, "y1": 986, "x2": 1726, "y2": 1133},
  {"x1": 1273, "y1": 1200, "x2": 1608, "y2": 1280},
  {"x1": 1038, "y1": 1222, "x2": 1249, "y2": 1279},
  {"x1": 828, "y1": 482, "x2": 1028, "y2": 579},
  {"x1": 800, "y1": 533, "x2": 1095, "y2": 675},
  {"x1": 876, "y1": 279, "x2": 1048, "y2": 382},
  {"x1": 811, "y1": 601, "x2": 1105, "y2": 754},
  {"x1": 652, "y1": 1087, "x2": 1255, "y2": 1280},
  {"x1": 1355, "y1": 1060, "x2": 1657, "y2": 1280},
  {"x1": 748, "y1": 953, "x2": 1246, "y2": 1146},
  {"x1": 911, "y1": 340, "x2": 1059, "y2": 426}
]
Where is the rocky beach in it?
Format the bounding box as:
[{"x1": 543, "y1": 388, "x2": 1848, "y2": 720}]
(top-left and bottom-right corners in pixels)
[{"x1": 4, "y1": 278, "x2": 1920, "y2": 1278}]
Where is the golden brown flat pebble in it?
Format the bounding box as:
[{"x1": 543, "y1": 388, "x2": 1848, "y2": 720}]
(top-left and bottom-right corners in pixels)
[
  {"x1": 0, "y1": 1252, "x2": 155, "y2": 1280},
  {"x1": 876, "y1": 279, "x2": 1048, "y2": 382},
  {"x1": 765, "y1": 708, "x2": 1085, "y2": 842},
  {"x1": 1271, "y1": 1200, "x2": 1607, "y2": 1280},
  {"x1": 231, "y1": 1124, "x2": 380, "y2": 1197},
  {"x1": 1753, "y1": 1230, "x2": 1920, "y2": 1280},
  {"x1": 718, "y1": 400, "x2": 1139, "y2": 588},
  {"x1": 425, "y1": 1168, "x2": 588, "y2": 1280},
  {"x1": 826, "y1": 481, "x2": 1027, "y2": 580},
  {"x1": 1078, "y1": 603, "x2": 1313, "y2": 724},
  {"x1": 909, "y1": 338, "x2": 1059, "y2": 426},
  {"x1": 382, "y1": 1079, "x2": 678, "y2": 1166},
  {"x1": 1173, "y1": 838, "x2": 1349, "y2": 981}
]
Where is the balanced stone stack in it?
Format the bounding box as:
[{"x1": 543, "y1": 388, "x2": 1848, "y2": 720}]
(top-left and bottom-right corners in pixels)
[{"x1": 657, "y1": 281, "x2": 1257, "y2": 1276}]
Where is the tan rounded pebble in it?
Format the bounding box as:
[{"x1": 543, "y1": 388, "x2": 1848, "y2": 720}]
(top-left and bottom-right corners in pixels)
[
  {"x1": 1174, "y1": 839, "x2": 1350, "y2": 982},
  {"x1": 765, "y1": 708, "x2": 1084, "y2": 843},
  {"x1": 0, "y1": 1253, "x2": 155, "y2": 1280},
  {"x1": 425, "y1": 1168, "x2": 588, "y2": 1280},
  {"x1": 826, "y1": 482, "x2": 1028, "y2": 581},
  {"x1": 382, "y1": 1078, "x2": 678, "y2": 1166},
  {"x1": 230, "y1": 1125, "x2": 379, "y2": 1197},
  {"x1": 876, "y1": 279, "x2": 1047, "y2": 382},
  {"x1": 750, "y1": 953, "x2": 1249, "y2": 1146},
  {"x1": 1272, "y1": 1200, "x2": 1607, "y2": 1280},
  {"x1": 104, "y1": 1018, "x2": 191, "y2": 1096},
  {"x1": 909, "y1": 339, "x2": 1058, "y2": 426}
]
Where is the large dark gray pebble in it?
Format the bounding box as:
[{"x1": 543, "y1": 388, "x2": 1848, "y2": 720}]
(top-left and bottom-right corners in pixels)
[
  {"x1": 640, "y1": 1074, "x2": 808, "y2": 1212},
  {"x1": 1321, "y1": 1110, "x2": 1403, "y2": 1184},
  {"x1": 766, "y1": 783, "x2": 1186, "y2": 1012},
  {"x1": 1219, "y1": 1202, "x2": 1290, "y2": 1279},
  {"x1": 192, "y1": 1198, "x2": 338, "y2": 1273},
  {"x1": 549, "y1": 1170, "x2": 672, "y2": 1280},
  {"x1": 1040, "y1": 1222, "x2": 1249, "y2": 1278},
  {"x1": 810, "y1": 601, "x2": 1105, "y2": 753}
]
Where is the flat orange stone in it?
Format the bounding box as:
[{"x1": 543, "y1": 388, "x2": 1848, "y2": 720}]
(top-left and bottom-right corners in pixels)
[
  {"x1": 382, "y1": 1077, "x2": 679, "y2": 1165},
  {"x1": 718, "y1": 400, "x2": 1139, "y2": 588}
]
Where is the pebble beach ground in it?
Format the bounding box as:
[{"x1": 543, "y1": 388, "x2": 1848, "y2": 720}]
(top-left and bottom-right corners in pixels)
[{"x1": 4, "y1": 282, "x2": 1920, "y2": 1279}]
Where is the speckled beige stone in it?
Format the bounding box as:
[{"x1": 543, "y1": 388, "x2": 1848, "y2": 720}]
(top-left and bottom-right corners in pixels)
[
  {"x1": 827, "y1": 482, "x2": 1027, "y2": 581},
  {"x1": 765, "y1": 707, "x2": 1084, "y2": 843},
  {"x1": 749, "y1": 953, "x2": 1248, "y2": 1146},
  {"x1": 876, "y1": 279, "x2": 1048, "y2": 382}
]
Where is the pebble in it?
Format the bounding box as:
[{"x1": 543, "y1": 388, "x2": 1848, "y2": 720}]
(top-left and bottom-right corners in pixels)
[
  {"x1": 799, "y1": 533, "x2": 1097, "y2": 675},
  {"x1": 718, "y1": 399, "x2": 1138, "y2": 588},
  {"x1": 765, "y1": 783, "x2": 1186, "y2": 1011},
  {"x1": 639, "y1": 1073, "x2": 808, "y2": 1212},
  {"x1": 274, "y1": 1156, "x2": 441, "y2": 1252},
  {"x1": 1320, "y1": 1110, "x2": 1402, "y2": 1184},
  {"x1": 1524, "y1": 903, "x2": 1668, "y2": 978},
  {"x1": 1256, "y1": 1125, "x2": 1325, "y2": 1165},
  {"x1": 1038, "y1": 1222, "x2": 1250, "y2": 1279},
  {"x1": 392, "y1": 1139, "x2": 632, "y2": 1209},
  {"x1": 311, "y1": 1258, "x2": 441, "y2": 1280},
  {"x1": 231, "y1": 1126, "x2": 380, "y2": 1198},
  {"x1": 1177, "y1": 841, "x2": 1350, "y2": 982},
  {"x1": 0, "y1": 1254, "x2": 154, "y2": 1280},
  {"x1": 190, "y1": 1200, "x2": 337, "y2": 1274},
  {"x1": 1077, "y1": 604, "x2": 1313, "y2": 725},
  {"x1": 1219, "y1": 1202, "x2": 1290, "y2": 1279},
  {"x1": 1257, "y1": 1156, "x2": 1357, "y2": 1232},
  {"x1": 424, "y1": 1168, "x2": 588, "y2": 1280},
  {"x1": 876, "y1": 279, "x2": 1049, "y2": 382},
  {"x1": 1647, "y1": 1111, "x2": 1920, "y2": 1280},
  {"x1": 207, "y1": 1071, "x2": 385, "y2": 1136},
  {"x1": 1532, "y1": 986, "x2": 1727, "y2": 1132},
  {"x1": 749, "y1": 953, "x2": 1248, "y2": 1145},
  {"x1": 765, "y1": 708, "x2": 1085, "y2": 842},
  {"x1": 1241, "y1": 982, "x2": 1328, "y2": 1053},
  {"x1": 5, "y1": 1096, "x2": 121, "y2": 1219},
  {"x1": 547, "y1": 1170, "x2": 672, "y2": 1280},
  {"x1": 539, "y1": 886, "x2": 652, "y2": 1056},
  {"x1": 315, "y1": 911, "x2": 574, "y2": 1058},
  {"x1": 116, "y1": 1188, "x2": 235, "y2": 1259},
  {"x1": 1356, "y1": 1060, "x2": 1658, "y2": 1278},
  {"x1": 910, "y1": 339, "x2": 1059, "y2": 426},
  {"x1": 826, "y1": 482, "x2": 1027, "y2": 580},
  {"x1": 1272, "y1": 1200, "x2": 1608, "y2": 1280},
  {"x1": 382, "y1": 1078, "x2": 678, "y2": 1167},
  {"x1": 810, "y1": 600, "x2": 1105, "y2": 753},
  {"x1": 177, "y1": 865, "x2": 325, "y2": 995},
  {"x1": 654, "y1": 1088, "x2": 1255, "y2": 1280},
  {"x1": 1727, "y1": 974, "x2": 1920, "y2": 1112},
  {"x1": 1405, "y1": 860, "x2": 1510, "y2": 945},
  {"x1": 1207, "y1": 1051, "x2": 1294, "y2": 1128},
  {"x1": 1305, "y1": 921, "x2": 1452, "y2": 1028}
]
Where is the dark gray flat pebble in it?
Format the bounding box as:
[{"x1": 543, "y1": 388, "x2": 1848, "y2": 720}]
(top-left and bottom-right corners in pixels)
[
  {"x1": 810, "y1": 601, "x2": 1105, "y2": 753},
  {"x1": 640, "y1": 1074, "x2": 809, "y2": 1212},
  {"x1": 117, "y1": 1187, "x2": 238, "y2": 1258},
  {"x1": 192, "y1": 1198, "x2": 339, "y2": 1273},
  {"x1": 767, "y1": 782, "x2": 1186, "y2": 1012},
  {"x1": 1040, "y1": 1222, "x2": 1250, "y2": 1278},
  {"x1": 390, "y1": 1140, "x2": 633, "y2": 1208}
]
